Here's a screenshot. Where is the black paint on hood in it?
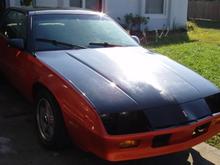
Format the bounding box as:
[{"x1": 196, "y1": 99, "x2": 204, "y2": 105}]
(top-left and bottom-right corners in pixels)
[{"x1": 35, "y1": 47, "x2": 219, "y2": 119}]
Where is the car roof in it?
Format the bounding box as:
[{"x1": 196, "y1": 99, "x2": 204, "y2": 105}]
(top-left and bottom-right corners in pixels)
[{"x1": 8, "y1": 6, "x2": 101, "y2": 16}]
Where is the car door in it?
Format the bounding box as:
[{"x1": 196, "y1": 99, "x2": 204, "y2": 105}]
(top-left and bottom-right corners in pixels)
[{"x1": 0, "y1": 10, "x2": 36, "y2": 98}]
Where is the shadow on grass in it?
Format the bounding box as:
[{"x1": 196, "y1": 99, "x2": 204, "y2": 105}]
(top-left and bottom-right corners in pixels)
[
  {"x1": 193, "y1": 20, "x2": 220, "y2": 29},
  {"x1": 144, "y1": 20, "x2": 220, "y2": 48},
  {"x1": 145, "y1": 31, "x2": 197, "y2": 48}
]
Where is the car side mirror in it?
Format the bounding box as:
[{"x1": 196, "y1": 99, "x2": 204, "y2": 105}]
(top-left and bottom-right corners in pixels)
[
  {"x1": 8, "y1": 38, "x2": 25, "y2": 50},
  {"x1": 131, "y1": 35, "x2": 140, "y2": 44}
]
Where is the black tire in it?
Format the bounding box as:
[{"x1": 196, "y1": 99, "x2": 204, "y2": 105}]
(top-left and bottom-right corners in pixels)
[{"x1": 35, "y1": 89, "x2": 70, "y2": 149}]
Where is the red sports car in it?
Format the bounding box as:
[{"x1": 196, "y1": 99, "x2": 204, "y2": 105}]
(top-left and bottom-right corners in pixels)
[{"x1": 0, "y1": 7, "x2": 220, "y2": 162}]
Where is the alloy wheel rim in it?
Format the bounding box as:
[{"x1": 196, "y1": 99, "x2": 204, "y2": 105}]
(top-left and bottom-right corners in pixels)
[{"x1": 37, "y1": 98, "x2": 55, "y2": 141}]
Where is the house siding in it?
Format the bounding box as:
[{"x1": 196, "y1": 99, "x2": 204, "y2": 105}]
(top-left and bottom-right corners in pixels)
[
  {"x1": 169, "y1": 0, "x2": 188, "y2": 29},
  {"x1": 104, "y1": 0, "x2": 188, "y2": 31},
  {"x1": 147, "y1": 18, "x2": 169, "y2": 31},
  {"x1": 104, "y1": 0, "x2": 140, "y2": 20},
  {"x1": 5, "y1": 0, "x2": 188, "y2": 31}
]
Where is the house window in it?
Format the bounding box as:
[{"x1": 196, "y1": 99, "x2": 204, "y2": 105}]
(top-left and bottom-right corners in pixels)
[
  {"x1": 86, "y1": 0, "x2": 102, "y2": 11},
  {"x1": 70, "y1": 0, "x2": 82, "y2": 8},
  {"x1": 70, "y1": 0, "x2": 102, "y2": 11},
  {"x1": 145, "y1": 0, "x2": 164, "y2": 14},
  {"x1": 21, "y1": 0, "x2": 32, "y2": 6},
  {"x1": 14, "y1": 0, "x2": 32, "y2": 6}
]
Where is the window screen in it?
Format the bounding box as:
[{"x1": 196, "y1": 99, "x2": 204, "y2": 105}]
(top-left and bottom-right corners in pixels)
[
  {"x1": 70, "y1": 0, "x2": 82, "y2": 7},
  {"x1": 145, "y1": 0, "x2": 164, "y2": 14}
]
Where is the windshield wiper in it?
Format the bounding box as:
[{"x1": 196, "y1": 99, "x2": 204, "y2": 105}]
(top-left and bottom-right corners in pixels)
[
  {"x1": 36, "y1": 38, "x2": 87, "y2": 49},
  {"x1": 89, "y1": 42, "x2": 122, "y2": 48}
]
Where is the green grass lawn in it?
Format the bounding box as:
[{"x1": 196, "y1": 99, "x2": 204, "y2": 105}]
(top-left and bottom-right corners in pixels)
[{"x1": 145, "y1": 20, "x2": 220, "y2": 149}]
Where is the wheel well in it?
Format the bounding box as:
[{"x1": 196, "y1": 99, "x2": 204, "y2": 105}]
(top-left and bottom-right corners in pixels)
[
  {"x1": 32, "y1": 83, "x2": 50, "y2": 100},
  {"x1": 32, "y1": 82, "x2": 71, "y2": 147}
]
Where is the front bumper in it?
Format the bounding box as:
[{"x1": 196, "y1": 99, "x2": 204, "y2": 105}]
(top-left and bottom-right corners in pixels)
[{"x1": 87, "y1": 113, "x2": 220, "y2": 161}]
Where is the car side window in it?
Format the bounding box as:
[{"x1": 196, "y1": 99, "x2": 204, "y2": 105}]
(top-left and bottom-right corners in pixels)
[{"x1": 0, "y1": 10, "x2": 27, "y2": 40}]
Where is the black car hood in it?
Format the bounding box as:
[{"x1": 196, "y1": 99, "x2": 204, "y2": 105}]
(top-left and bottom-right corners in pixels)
[{"x1": 36, "y1": 47, "x2": 219, "y2": 127}]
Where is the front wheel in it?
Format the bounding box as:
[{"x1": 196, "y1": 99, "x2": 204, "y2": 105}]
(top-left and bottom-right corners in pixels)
[{"x1": 35, "y1": 90, "x2": 70, "y2": 149}]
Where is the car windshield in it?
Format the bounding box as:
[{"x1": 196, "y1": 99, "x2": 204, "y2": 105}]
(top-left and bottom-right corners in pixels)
[{"x1": 32, "y1": 14, "x2": 138, "y2": 51}]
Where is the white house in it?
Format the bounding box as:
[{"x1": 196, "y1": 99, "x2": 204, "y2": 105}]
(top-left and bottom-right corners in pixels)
[{"x1": 3, "y1": 0, "x2": 188, "y2": 31}]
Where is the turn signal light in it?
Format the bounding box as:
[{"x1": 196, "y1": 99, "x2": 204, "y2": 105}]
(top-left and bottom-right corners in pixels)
[{"x1": 119, "y1": 140, "x2": 140, "y2": 149}]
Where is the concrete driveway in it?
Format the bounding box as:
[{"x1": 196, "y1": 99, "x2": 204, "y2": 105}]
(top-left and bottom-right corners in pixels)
[{"x1": 0, "y1": 74, "x2": 219, "y2": 165}]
